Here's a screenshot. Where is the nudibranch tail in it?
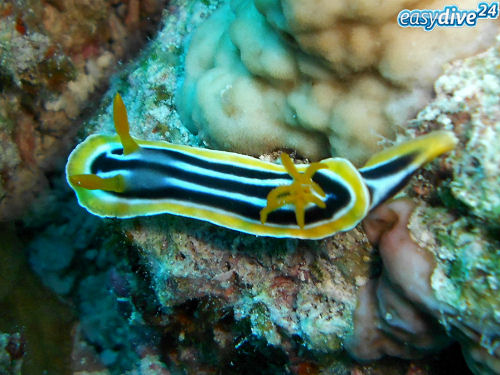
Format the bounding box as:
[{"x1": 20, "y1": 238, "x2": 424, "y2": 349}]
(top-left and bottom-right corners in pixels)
[
  {"x1": 359, "y1": 130, "x2": 458, "y2": 209},
  {"x1": 66, "y1": 93, "x2": 456, "y2": 239}
]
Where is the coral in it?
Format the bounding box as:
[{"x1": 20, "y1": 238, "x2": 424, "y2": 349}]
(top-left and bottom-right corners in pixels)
[
  {"x1": 78, "y1": 271, "x2": 153, "y2": 369},
  {"x1": 25, "y1": 193, "x2": 102, "y2": 295},
  {"x1": 21, "y1": 174, "x2": 165, "y2": 374},
  {"x1": 6, "y1": 0, "x2": 497, "y2": 374},
  {"x1": 413, "y1": 39, "x2": 500, "y2": 224},
  {"x1": 406, "y1": 44, "x2": 500, "y2": 375},
  {"x1": 0, "y1": 0, "x2": 167, "y2": 221},
  {"x1": 71, "y1": 323, "x2": 172, "y2": 375},
  {"x1": 346, "y1": 200, "x2": 452, "y2": 361},
  {"x1": 347, "y1": 41, "x2": 500, "y2": 375},
  {"x1": 0, "y1": 332, "x2": 23, "y2": 375},
  {"x1": 123, "y1": 14, "x2": 497, "y2": 373},
  {"x1": 123, "y1": 214, "x2": 372, "y2": 366},
  {"x1": 177, "y1": 1, "x2": 330, "y2": 161},
  {"x1": 348, "y1": 197, "x2": 500, "y2": 375},
  {"x1": 410, "y1": 206, "x2": 500, "y2": 375},
  {"x1": 177, "y1": 0, "x2": 498, "y2": 163}
]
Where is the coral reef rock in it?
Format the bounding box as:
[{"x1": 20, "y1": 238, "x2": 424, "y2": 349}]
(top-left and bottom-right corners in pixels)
[
  {"x1": 177, "y1": 0, "x2": 498, "y2": 163},
  {"x1": 0, "y1": 0, "x2": 166, "y2": 221},
  {"x1": 347, "y1": 40, "x2": 500, "y2": 375},
  {"x1": 0, "y1": 332, "x2": 23, "y2": 375},
  {"x1": 17, "y1": 0, "x2": 497, "y2": 373}
]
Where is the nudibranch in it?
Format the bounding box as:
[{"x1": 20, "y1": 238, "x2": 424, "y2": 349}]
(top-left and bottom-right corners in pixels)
[{"x1": 66, "y1": 94, "x2": 457, "y2": 239}]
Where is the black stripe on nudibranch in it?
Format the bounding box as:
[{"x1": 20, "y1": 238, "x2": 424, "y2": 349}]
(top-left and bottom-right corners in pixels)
[
  {"x1": 91, "y1": 146, "x2": 289, "y2": 200},
  {"x1": 110, "y1": 146, "x2": 287, "y2": 181},
  {"x1": 90, "y1": 146, "x2": 352, "y2": 226},
  {"x1": 359, "y1": 151, "x2": 420, "y2": 209},
  {"x1": 358, "y1": 152, "x2": 417, "y2": 179}
]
